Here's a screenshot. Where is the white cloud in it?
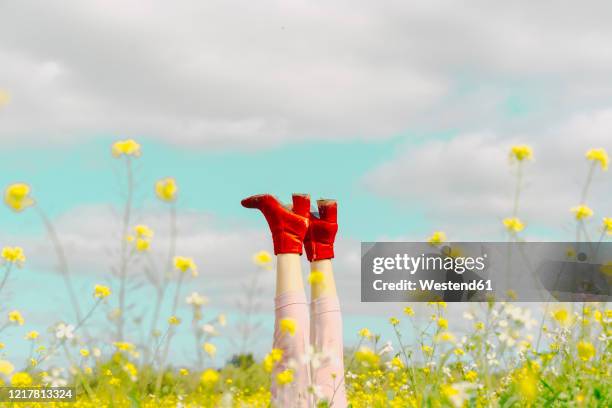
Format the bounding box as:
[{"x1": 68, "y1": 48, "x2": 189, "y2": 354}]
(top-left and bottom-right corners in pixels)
[
  {"x1": 363, "y1": 109, "x2": 612, "y2": 240},
  {"x1": 2, "y1": 1, "x2": 612, "y2": 147}
]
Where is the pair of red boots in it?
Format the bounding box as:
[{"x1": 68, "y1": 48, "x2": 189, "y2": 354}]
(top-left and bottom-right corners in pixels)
[{"x1": 241, "y1": 194, "x2": 338, "y2": 262}]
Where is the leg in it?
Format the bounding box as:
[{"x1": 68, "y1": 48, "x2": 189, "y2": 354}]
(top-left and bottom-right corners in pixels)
[
  {"x1": 310, "y1": 259, "x2": 347, "y2": 407},
  {"x1": 273, "y1": 254, "x2": 310, "y2": 407},
  {"x1": 304, "y1": 200, "x2": 347, "y2": 407}
]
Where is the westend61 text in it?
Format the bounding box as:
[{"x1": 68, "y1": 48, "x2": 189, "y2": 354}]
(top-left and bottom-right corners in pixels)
[{"x1": 372, "y1": 279, "x2": 493, "y2": 292}]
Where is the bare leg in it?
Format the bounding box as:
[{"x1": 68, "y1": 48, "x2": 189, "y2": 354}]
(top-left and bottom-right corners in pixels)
[
  {"x1": 272, "y1": 254, "x2": 310, "y2": 407},
  {"x1": 310, "y1": 259, "x2": 347, "y2": 407}
]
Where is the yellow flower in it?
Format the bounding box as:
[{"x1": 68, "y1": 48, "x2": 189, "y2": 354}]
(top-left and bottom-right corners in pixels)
[
  {"x1": 29, "y1": 358, "x2": 37, "y2": 367},
  {"x1": 174, "y1": 256, "x2": 198, "y2": 276},
  {"x1": 465, "y1": 370, "x2": 477, "y2": 382},
  {"x1": 252, "y1": 250, "x2": 272, "y2": 267},
  {"x1": 516, "y1": 369, "x2": 538, "y2": 403},
  {"x1": 474, "y1": 322, "x2": 485, "y2": 330},
  {"x1": 8, "y1": 310, "x2": 24, "y2": 325},
  {"x1": 389, "y1": 317, "x2": 400, "y2": 326},
  {"x1": 155, "y1": 177, "x2": 178, "y2": 202},
  {"x1": 571, "y1": 204, "x2": 593, "y2": 220},
  {"x1": 358, "y1": 328, "x2": 373, "y2": 338},
  {"x1": 123, "y1": 362, "x2": 138, "y2": 380},
  {"x1": 503, "y1": 217, "x2": 525, "y2": 233},
  {"x1": 10, "y1": 372, "x2": 32, "y2": 386},
  {"x1": 308, "y1": 270, "x2": 325, "y2": 286},
  {"x1": 437, "y1": 317, "x2": 448, "y2": 329},
  {"x1": 1, "y1": 246, "x2": 26, "y2": 265},
  {"x1": 403, "y1": 306, "x2": 415, "y2": 316},
  {"x1": 25, "y1": 331, "x2": 38, "y2": 340},
  {"x1": 421, "y1": 345, "x2": 434, "y2": 356},
  {"x1": 135, "y1": 238, "x2": 150, "y2": 252},
  {"x1": 276, "y1": 369, "x2": 294, "y2": 386},
  {"x1": 453, "y1": 348, "x2": 465, "y2": 356},
  {"x1": 552, "y1": 307, "x2": 573, "y2": 327},
  {"x1": 390, "y1": 356, "x2": 404, "y2": 369},
  {"x1": 0, "y1": 360, "x2": 14, "y2": 376},
  {"x1": 586, "y1": 148, "x2": 608, "y2": 171},
  {"x1": 168, "y1": 315, "x2": 181, "y2": 325},
  {"x1": 263, "y1": 348, "x2": 284, "y2": 372},
  {"x1": 203, "y1": 342, "x2": 216, "y2": 357},
  {"x1": 279, "y1": 318, "x2": 297, "y2": 336},
  {"x1": 0, "y1": 343, "x2": 4, "y2": 349},
  {"x1": 603, "y1": 217, "x2": 612, "y2": 235},
  {"x1": 133, "y1": 224, "x2": 153, "y2": 239},
  {"x1": 427, "y1": 231, "x2": 446, "y2": 245},
  {"x1": 179, "y1": 368, "x2": 189, "y2": 376},
  {"x1": 111, "y1": 139, "x2": 141, "y2": 158},
  {"x1": 93, "y1": 284, "x2": 111, "y2": 299},
  {"x1": 355, "y1": 346, "x2": 380, "y2": 366},
  {"x1": 577, "y1": 341, "x2": 596, "y2": 361},
  {"x1": 200, "y1": 368, "x2": 219, "y2": 387},
  {"x1": 510, "y1": 145, "x2": 534, "y2": 162},
  {"x1": 435, "y1": 331, "x2": 456, "y2": 343},
  {"x1": 80, "y1": 349, "x2": 90, "y2": 357},
  {"x1": 113, "y1": 342, "x2": 135, "y2": 352},
  {"x1": 4, "y1": 183, "x2": 34, "y2": 212}
]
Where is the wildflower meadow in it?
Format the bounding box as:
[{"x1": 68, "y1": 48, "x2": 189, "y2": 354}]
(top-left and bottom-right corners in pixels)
[{"x1": 0, "y1": 140, "x2": 610, "y2": 407}]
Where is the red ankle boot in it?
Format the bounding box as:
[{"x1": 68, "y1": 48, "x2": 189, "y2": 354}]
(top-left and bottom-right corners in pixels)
[
  {"x1": 241, "y1": 194, "x2": 310, "y2": 255},
  {"x1": 304, "y1": 199, "x2": 338, "y2": 261}
]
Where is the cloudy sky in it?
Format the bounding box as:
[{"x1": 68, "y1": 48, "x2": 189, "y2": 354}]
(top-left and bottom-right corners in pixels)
[{"x1": 1, "y1": 1, "x2": 611, "y2": 363}]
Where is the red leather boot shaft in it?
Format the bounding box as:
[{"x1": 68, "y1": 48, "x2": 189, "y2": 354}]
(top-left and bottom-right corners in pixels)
[
  {"x1": 241, "y1": 194, "x2": 310, "y2": 255},
  {"x1": 304, "y1": 200, "x2": 338, "y2": 261}
]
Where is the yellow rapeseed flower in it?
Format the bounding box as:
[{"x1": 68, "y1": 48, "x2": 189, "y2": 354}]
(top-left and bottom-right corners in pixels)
[
  {"x1": 200, "y1": 368, "x2": 219, "y2": 387},
  {"x1": 403, "y1": 306, "x2": 415, "y2": 316},
  {"x1": 155, "y1": 177, "x2": 178, "y2": 202},
  {"x1": 421, "y1": 345, "x2": 434, "y2": 356},
  {"x1": 8, "y1": 310, "x2": 24, "y2": 325},
  {"x1": 571, "y1": 204, "x2": 593, "y2": 220},
  {"x1": 4, "y1": 183, "x2": 34, "y2": 212},
  {"x1": 168, "y1": 315, "x2": 181, "y2": 325},
  {"x1": 203, "y1": 342, "x2": 216, "y2": 357},
  {"x1": 308, "y1": 270, "x2": 325, "y2": 286},
  {"x1": 435, "y1": 331, "x2": 456, "y2": 343},
  {"x1": 603, "y1": 217, "x2": 612, "y2": 235},
  {"x1": 10, "y1": 372, "x2": 32, "y2": 386},
  {"x1": 0, "y1": 360, "x2": 14, "y2": 376},
  {"x1": 80, "y1": 349, "x2": 90, "y2": 357},
  {"x1": 179, "y1": 368, "x2": 189, "y2": 376},
  {"x1": 577, "y1": 341, "x2": 596, "y2": 361},
  {"x1": 111, "y1": 139, "x2": 141, "y2": 158},
  {"x1": 389, "y1": 317, "x2": 400, "y2": 326},
  {"x1": 358, "y1": 328, "x2": 373, "y2": 338},
  {"x1": 0, "y1": 343, "x2": 5, "y2": 349},
  {"x1": 113, "y1": 342, "x2": 135, "y2": 352},
  {"x1": 510, "y1": 145, "x2": 533, "y2": 162},
  {"x1": 279, "y1": 318, "x2": 297, "y2": 336},
  {"x1": 503, "y1": 217, "x2": 525, "y2": 233},
  {"x1": 1, "y1": 246, "x2": 26, "y2": 265},
  {"x1": 586, "y1": 148, "x2": 608, "y2": 171},
  {"x1": 94, "y1": 284, "x2": 111, "y2": 299},
  {"x1": 465, "y1": 370, "x2": 477, "y2": 382},
  {"x1": 276, "y1": 369, "x2": 294, "y2": 386},
  {"x1": 427, "y1": 231, "x2": 446, "y2": 245},
  {"x1": 252, "y1": 250, "x2": 272, "y2": 267},
  {"x1": 355, "y1": 346, "x2": 380, "y2": 366},
  {"x1": 25, "y1": 331, "x2": 38, "y2": 340},
  {"x1": 263, "y1": 348, "x2": 283, "y2": 372},
  {"x1": 174, "y1": 256, "x2": 198, "y2": 276},
  {"x1": 134, "y1": 224, "x2": 153, "y2": 239},
  {"x1": 552, "y1": 307, "x2": 573, "y2": 327},
  {"x1": 437, "y1": 317, "x2": 448, "y2": 329}
]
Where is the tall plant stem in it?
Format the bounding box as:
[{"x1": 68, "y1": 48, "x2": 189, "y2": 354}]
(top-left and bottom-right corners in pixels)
[
  {"x1": 35, "y1": 206, "x2": 82, "y2": 322},
  {"x1": 117, "y1": 157, "x2": 134, "y2": 341},
  {"x1": 0, "y1": 264, "x2": 14, "y2": 298}
]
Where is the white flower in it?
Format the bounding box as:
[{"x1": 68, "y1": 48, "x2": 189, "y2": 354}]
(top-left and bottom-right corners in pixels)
[
  {"x1": 462, "y1": 311, "x2": 475, "y2": 320},
  {"x1": 445, "y1": 382, "x2": 477, "y2": 408},
  {"x1": 378, "y1": 341, "x2": 393, "y2": 356},
  {"x1": 43, "y1": 367, "x2": 68, "y2": 387},
  {"x1": 202, "y1": 324, "x2": 218, "y2": 336},
  {"x1": 55, "y1": 323, "x2": 75, "y2": 340},
  {"x1": 186, "y1": 292, "x2": 208, "y2": 307},
  {"x1": 92, "y1": 347, "x2": 102, "y2": 358}
]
